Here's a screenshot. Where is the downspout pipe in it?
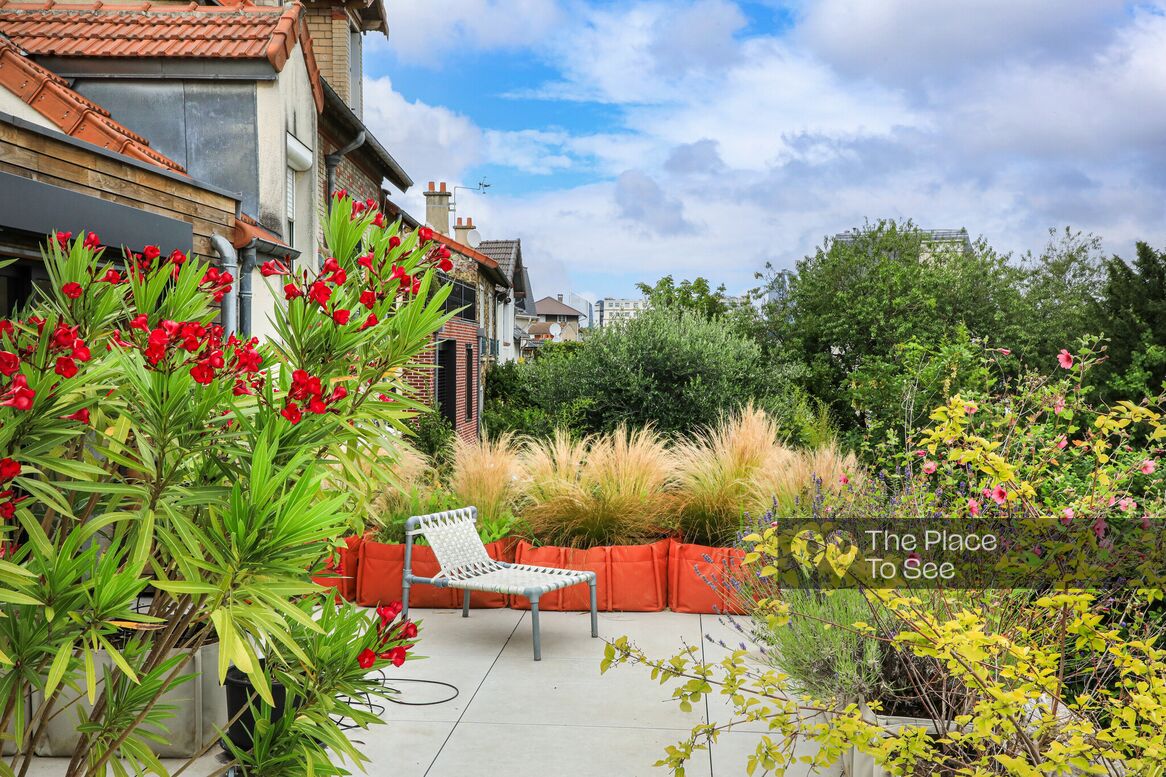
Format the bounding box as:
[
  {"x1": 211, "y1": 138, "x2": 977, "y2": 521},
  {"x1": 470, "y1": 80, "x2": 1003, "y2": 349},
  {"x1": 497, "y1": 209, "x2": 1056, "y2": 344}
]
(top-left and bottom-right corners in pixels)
[
  {"x1": 210, "y1": 234, "x2": 240, "y2": 337},
  {"x1": 325, "y1": 131, "x2": 367, "y2": 209},
  {"x1": 238, "y1": 242, "x2": 259, "y2": 338}
]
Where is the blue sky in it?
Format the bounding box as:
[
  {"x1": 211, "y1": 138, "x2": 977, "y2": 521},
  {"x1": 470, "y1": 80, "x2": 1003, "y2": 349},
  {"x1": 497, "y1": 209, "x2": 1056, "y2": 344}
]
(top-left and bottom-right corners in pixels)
[{"x1": 362, "y1": 0, "x2": 1166, "y2": 301}]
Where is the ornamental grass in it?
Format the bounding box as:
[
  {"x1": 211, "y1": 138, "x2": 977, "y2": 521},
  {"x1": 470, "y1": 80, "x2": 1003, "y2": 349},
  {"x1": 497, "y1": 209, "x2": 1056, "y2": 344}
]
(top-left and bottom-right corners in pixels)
[
  {"x1": 672, "y1": 404, "x2": 785, "y2": 547},
  {"x1": 520, "y1": 426, "x2": 673, "y2": 548},
  {"x1": 448, "y1": 431, "x2": 522, "y2": 523},
  {"x1": 753, "y1": 442, "x2": 860, "y2": 514}
]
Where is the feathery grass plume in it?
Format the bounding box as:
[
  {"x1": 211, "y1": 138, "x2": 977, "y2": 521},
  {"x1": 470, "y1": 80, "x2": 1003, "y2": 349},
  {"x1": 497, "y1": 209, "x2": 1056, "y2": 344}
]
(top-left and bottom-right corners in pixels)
[
  {"x1": 752, "y1": 442, "x2": 860, "y2": 515},
  {"x1": 673, "y1": 404, "x2": 787, "y2": 546},
  {"x1": 448, "y1": 431, "x2": 522, "y2": 522},
  {"x1": 520, "y1": 426, "x2": 673, "y2": 548}
]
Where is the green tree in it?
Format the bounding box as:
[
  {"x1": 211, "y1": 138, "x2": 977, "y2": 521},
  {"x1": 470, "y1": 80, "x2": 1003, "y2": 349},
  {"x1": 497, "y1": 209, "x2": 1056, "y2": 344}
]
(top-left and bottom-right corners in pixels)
[
  {"x1": 1098, "y1": 241, "x2": 1166, "y2": 396},
  {"x1": 636, "y1": 274, "x2": 731, "y2": 319},
  {"x1": 1015, "y1": 227, "x2": 1106, "y2": 367},
  {"x1": 775, "y1": 220, "x2": 1025, "y2": 438}
]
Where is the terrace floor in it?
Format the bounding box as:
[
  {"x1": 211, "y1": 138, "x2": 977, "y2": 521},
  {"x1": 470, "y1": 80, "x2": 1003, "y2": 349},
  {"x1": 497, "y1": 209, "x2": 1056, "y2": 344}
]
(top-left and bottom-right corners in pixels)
[{"x1": 25, "y1": 608, "x2": 835, "y2": 777}]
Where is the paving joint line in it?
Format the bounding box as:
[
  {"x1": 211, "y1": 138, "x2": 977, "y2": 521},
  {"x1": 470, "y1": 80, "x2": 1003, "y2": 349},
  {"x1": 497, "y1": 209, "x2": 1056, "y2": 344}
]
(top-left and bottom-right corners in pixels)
[
  {"x1": 422, "y1": 612, "x2": 524, "y2": 777},
  {"x1": 701, "y1": 613, "x2": 715, "y2": 777}
]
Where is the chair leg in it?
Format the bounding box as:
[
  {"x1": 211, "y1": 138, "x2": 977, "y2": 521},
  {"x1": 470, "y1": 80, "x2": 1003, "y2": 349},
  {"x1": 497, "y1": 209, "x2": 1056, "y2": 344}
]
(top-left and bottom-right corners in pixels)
[
  {"x1": 589, "y1": 578, "x2": 598, "y2": 638},
  {"x1": 462, "y1": 589, "x2": 471, "y2": 618},
  {"x1": 530, "y1": 595, "x2": 542, "y2": 661}
]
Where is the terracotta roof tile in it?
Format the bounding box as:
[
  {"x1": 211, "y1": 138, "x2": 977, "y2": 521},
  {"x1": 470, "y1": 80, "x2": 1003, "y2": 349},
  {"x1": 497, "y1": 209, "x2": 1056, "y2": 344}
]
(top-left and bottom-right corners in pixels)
[
  {"x1": 0, "y1": 34, "x2": 184, "y2": 172},
  {"x1": 0, "y1": 0, "x2": 323, "y2": 110}
]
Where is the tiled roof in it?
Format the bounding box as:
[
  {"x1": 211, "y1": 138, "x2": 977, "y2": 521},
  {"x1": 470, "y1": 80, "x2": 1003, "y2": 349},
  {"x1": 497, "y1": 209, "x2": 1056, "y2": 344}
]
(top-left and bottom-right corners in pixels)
[
  {"x1": 0, "y1": 0, "x2": 323, "y2": 110},
  {"x1": 0, "y1": 35, "x2": 184, "y2": 172},
  {"x1": 477, "y1": 239, "x2": 519, "y2": 280},
  {"x1": 233, "y1": 212, "x2": 290, "y2": 252},
  {"x1": 535, "y1": 296, "x2": 584, "y2": 318}
]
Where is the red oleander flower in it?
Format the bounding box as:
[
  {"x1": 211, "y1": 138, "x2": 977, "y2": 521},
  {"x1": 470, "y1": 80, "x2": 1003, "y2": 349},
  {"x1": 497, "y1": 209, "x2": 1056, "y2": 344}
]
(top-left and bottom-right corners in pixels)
[
  {"x1": 323, "y1": 257, "x2": 340, "y2": 274},
  {"x1": 0, "y1": 351, "x2": 18, "y2": 376},
  {"x1": 334, "y1": 188, "x2": 348, "y2": 200},
  {"x1": 110, "y1": 331, "x2": 134, "y2": 349},
  {"x1": 0, "y1": 458, "x2": 19, "y2": 482},
  {"x1": 233, "y1": 380, "x2": 251, "y2": 396},
  {"x1": 400, "y1": 620, "x2": 418, "y2": 639},
  {"x1": 143, "y1": 245, "x2": 162, "y2": 262},
  {"x1": 169, "y1": 249, "x2": 187, "y2": 265},
  {"x1": 234, "y1": 344, "x2": 262, "y2": 372},
  {"x1": 54, "y1": 356, "x2": 78, "y2": 379},
  {"x1": 388, "y1": 236, "x2": 401, "y2": 250},
  {"x1": 281, "y1": 401, "x2": 303, "y2": 424},
  {"x1": 357, "y1": 253, "x2": 374, "y2": 269},
  {"x1": 51, "y1": 323, "x2": 78, "y2": 350},
  {"x1": 62, "y1": 282, "x2": 83, "y2": 299},
  {"x1": 0, "y1": 320, "x2": 13, "y2": 339},
  {"x1": 130, "y1": 314, "x2": 150, "y2": 331},
  {"x1": 373, "y1": 213, "x2": 386, "y2": 228},
  {"x1": 357, "y1": 648, "x2": 377, "y2": 669},
  {"x1": 65, "y1": 407, "x2": 90, "y2": 424},
  {"x1": 83, "y1": 232, "x2": 101, "y2": 249},
  {"x1": 377, "y1": 602, "x2": 402, "y2": 622},
  {"x1": 332, "y1": 308, "x2": 351, "y2": 325},
  {"x1": 101, "y1": 269, "x2": 123, "y2": 284},
  {"x1": 330, "y1": 269, "x2": 347, "y2": 285},
  {"x1": 438, "y1": 257, "x2": 453, "y2": 273},
  {"x1": 284, "y1": 283, "x2": 303, "y2": 300},
  {"x1": 1, "y1": 375, "x2": 36, "y2": 411},
  {"x1": 359, "y1": 314, "x2": 378, "y2": 330},
  {"x1": 190, "y1": 362, "x2": 215, "y2": 385},
  {"x1": 409, "y1": 278, "x2": 421, "y2": 295},
  {"x1": 331, "y1": 386, "x2": 348, "y2": 402},
  {"x1": 417, "y1": 227, "x2": 433, "y2": 242},
  {"x1": 308, "y1": 281, "x2": 331, "y2": 306},
  {"x1": 55, "y1": 231, "x2": 72, "y2": 248},
  {"x1": 260, "y1": 260, "x2": 286, "y2": 277},
  {"x1": 144, "y1": 344, "x2": 166, "y2": 365},
  {"x1": 351, "y1": 201, "x2": 367, "y2": 218},
  {"x1": 307, "y1": 397, "x2": 327, "y2": 414},
  {"x1": 384, "y1": 646, "x2": 407, "y2": 667},
  {"x1": 359, "y1": 289, "x2": 376, "y2": 309},
  {"x1": 390, "y1": 265, "x2": 409, "y2": 283}
]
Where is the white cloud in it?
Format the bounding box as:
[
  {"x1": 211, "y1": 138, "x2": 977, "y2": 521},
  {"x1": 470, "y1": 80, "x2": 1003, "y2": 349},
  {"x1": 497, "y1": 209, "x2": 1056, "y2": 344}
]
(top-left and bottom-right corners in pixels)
[
  {"x1": 375, "y1": 0, "x2": 564, "y2": 62},
  {"x1": 368, "y1": 0, "x2": 1166, "y2": 297},
  {"x1": 362, "y1": 76, "x2": 483, "y2": 192}
]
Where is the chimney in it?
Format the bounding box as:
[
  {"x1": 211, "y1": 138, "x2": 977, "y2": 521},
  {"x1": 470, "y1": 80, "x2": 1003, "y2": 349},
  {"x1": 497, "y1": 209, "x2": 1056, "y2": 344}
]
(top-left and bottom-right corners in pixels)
[
  {"x1": 557, "y1": 294, "x2": 563, "y2": 302},
  {"x1": 423, "y1": 181, "x2": 452, "y2": 235},
  {"x1": 453, "y1": 215, "x2": 475, "y2": 247}
]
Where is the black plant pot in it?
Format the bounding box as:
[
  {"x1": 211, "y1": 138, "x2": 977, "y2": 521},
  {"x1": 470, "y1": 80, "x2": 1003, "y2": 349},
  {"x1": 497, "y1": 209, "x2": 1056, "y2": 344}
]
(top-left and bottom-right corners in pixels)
[{"x1": 223, "y1": 664, "x2": 290, "y2": 752}]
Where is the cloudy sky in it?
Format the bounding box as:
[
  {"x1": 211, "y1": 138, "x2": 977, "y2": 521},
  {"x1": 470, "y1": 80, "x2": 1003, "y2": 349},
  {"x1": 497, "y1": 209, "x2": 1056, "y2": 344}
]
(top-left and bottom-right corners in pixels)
[{"x1": 363, "y1": 0, "x2": 1166, "y2": 301}]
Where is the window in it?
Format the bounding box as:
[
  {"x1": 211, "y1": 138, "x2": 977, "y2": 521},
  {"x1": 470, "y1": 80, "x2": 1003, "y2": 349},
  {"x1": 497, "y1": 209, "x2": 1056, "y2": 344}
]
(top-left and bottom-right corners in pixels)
[
  {"x1": 439, "y1": 276, "x2": 478, "y2": 321},
  {"x1": 465, "y1": 344, "x2": 474, "y2": 420},
  {"x1": 286, "y1": 167, "x2": 297, "y2": 250}
]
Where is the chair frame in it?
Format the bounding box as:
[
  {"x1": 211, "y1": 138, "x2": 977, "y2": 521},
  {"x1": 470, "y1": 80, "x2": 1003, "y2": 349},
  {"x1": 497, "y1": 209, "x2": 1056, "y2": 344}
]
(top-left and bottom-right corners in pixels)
[{"x1": 402, "y1": 507, "x2": 598, "y2": 660}]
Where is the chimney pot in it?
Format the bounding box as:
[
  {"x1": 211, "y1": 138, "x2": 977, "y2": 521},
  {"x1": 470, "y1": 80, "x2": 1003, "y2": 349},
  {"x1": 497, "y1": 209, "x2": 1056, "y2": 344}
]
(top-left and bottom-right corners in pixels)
[
  {"x1": 557, "y1": 294, "x2": 563, "y2": 302},
  {"x1": 427, "y1": 181, "x2": 435, "y2": 192},
  {"x1": 439, "y1": 182, "x2": 447, "y2": 193},
  {"x1": 456, "y1": 217, "x2": 463, "y2": 226},
  {"x1": 467, "y1": 217, "x2": 474, "y2": 227}
]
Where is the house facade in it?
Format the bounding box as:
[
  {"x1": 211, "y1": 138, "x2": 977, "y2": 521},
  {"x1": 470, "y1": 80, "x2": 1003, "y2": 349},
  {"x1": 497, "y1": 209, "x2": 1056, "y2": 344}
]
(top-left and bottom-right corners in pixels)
[
  {"x1": 477, "y1": 238, "x2": 536, "y2": 363},
  {"x1": 0, "y1": 0, "x2": 327, "y2": 339},
  {"x1": 596, "y1": 296, "x2": 648, "y2": 327},
  {"x1": 396, "y1": 182, "x2": 508, "y2": 442},
  {"x1": 532, "y1": 296, "x2": 585, "y2": 342}
]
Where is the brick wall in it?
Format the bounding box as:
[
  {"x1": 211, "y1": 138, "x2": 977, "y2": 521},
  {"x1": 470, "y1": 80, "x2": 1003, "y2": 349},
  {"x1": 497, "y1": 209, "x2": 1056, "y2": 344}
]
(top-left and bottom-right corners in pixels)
[
  {"x1": 443, "y1": 318, "x2": 480, "y2": 443},
  {"x1": 304, "y1": 7, "x2": 352, "y2": 104}
]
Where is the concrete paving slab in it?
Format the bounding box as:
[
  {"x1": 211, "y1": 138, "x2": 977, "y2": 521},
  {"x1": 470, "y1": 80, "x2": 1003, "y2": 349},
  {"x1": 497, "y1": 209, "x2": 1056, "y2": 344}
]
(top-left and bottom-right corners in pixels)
[{"x1": 426, "y1": 721, "x2": 714, "y2": 777}]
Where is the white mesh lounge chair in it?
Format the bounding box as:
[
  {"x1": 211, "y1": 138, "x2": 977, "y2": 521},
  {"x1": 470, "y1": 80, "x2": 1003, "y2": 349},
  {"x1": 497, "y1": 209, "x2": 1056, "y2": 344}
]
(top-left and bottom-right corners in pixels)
[{"x1": 403, "y1": 507, "x2": 598, "y2": 660}]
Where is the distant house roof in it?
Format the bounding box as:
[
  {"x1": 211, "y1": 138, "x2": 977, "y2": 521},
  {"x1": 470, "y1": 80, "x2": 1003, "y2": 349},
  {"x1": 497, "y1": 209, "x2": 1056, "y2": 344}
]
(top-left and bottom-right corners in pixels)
[
  {"x1": 321, "y1": 78, "x2": 410, "y2": 192},
  {"x1": 0, "y1": 35, "x2": 184, "y2": 172},
  {"x1": 517, "y1": 266, "x2": 536, "y2": 316},
  {"x1": 527, "y1": 321, "x2": 555, "y2": 336},
  {"x1": 535, "y1": 296, "x2": 583, "y2": 318},
  {"x1": 0, "y1": 0, "x2": 324, "y2": 110}
]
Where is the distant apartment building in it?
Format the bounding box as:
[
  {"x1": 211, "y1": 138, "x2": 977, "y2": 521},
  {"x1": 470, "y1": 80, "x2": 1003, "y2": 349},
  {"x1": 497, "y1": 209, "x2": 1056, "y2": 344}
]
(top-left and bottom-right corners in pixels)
[{"x1": 596, "y1": 297, "x2": 648, "y2": 327}]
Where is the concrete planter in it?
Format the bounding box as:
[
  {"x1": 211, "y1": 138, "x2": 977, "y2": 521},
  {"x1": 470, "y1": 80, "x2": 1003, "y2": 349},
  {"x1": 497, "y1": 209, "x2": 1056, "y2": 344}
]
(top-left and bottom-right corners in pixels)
[
  {"x1": 845, "y1": 703, "x2": 945, "y2": 777},
  {"x1": 34, "y1": 642, "x2": 226, "y2": 758}
]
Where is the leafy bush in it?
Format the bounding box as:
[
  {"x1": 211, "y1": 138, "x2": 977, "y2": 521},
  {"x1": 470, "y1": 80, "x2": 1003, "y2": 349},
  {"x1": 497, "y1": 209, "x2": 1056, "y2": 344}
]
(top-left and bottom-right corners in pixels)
[
  {"x1": 411, "y1": 406, "x2": 456, "y2": 471},
  {"x1": 491, "y1": 307, "x2": 776, "y2": 437},
  {"x1": 520, "y1": 427, "x2": 674, "y2": 548}
]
